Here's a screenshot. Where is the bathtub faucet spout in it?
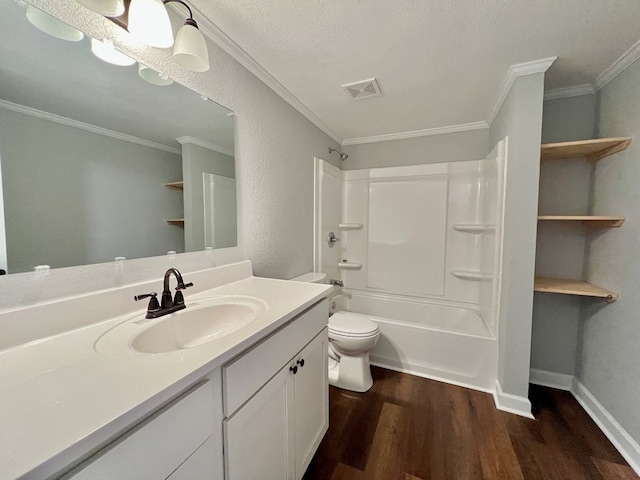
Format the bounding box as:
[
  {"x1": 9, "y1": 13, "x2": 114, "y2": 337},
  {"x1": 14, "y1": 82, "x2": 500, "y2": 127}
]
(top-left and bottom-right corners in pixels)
[{"x1": 328, "y1": 279, "x2": 344, "y2": 287}]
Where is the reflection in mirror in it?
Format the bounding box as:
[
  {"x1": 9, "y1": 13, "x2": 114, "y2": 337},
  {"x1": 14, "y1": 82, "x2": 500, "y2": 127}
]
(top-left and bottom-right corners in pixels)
[{"x1": 0, "y1": 1, "x2": 236, "y2": 274}]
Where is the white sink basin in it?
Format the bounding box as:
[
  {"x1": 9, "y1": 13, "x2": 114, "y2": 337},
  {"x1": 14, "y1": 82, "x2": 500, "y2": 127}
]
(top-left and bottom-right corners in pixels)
[{"x1": 95, "y1": 295, "x2": 268, "y2": 355}]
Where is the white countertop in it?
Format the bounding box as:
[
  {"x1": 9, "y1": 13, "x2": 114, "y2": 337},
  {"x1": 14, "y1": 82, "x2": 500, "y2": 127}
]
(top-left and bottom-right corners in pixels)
[{"x1": 0, "y1": 267, "x2": 331, "y2": 479}]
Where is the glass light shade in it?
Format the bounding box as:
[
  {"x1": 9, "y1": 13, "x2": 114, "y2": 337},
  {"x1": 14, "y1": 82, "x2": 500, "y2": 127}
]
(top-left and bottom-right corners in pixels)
[
  {"x1": 173, "y1": 23, "x2": 209, "y2": 72},
  {"x1": 25, "y1": 6, "x2": 84, "y2": 42},
  {"x1": 128, "y1": 0, "x2": 174, "y2": 48},
  {"x1": 76, "y1": 0, "x2": 124, "y2": 17},
  {"x1": 91, "y1": 38, "x2": 136, "y2": 66},
  {"x1": 138, "y1": 63, "x2": 174, "y2": 86}
]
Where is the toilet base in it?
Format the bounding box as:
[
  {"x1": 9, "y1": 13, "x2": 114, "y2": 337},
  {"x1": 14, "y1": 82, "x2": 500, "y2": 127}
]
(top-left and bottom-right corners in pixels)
[{"x1": 328, "y1": 352, "x2": 374, "y2": 392}]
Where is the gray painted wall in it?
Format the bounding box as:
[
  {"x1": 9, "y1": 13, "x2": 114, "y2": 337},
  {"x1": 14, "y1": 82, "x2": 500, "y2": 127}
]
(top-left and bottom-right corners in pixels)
[
  {"x1": 181, "y1": 142, "x2": 235, "y2": 252},
  {"x1": 342, "y1": 129, "x2": 489, "y2": 169},
  {"x1": 579, "y1": 59, "x2": 640, "y2": 443},
  {"x1": 489, "y1": 73, "x2": 545, "y2": 399},
  {"x1": 531, "y1": 94, "x2": 595, "y2": 375},
  {"x1": 0, "y1": 108, "x2": 184, "y2": 273},
  {"x1": 0, "y1": 0, "x2": 340, "y2": 310}
]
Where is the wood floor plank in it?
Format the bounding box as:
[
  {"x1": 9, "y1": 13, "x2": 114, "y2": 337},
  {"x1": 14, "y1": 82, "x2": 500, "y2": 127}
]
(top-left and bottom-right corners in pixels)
[
  {"x1": 331, "y1": 463, "x2": 365, "y2": 480},
  {"x1": 467, "y1": 389, "x2": 525, "y2": 480},
  {"x1": 592, "y1": 457, "x2": 640, "y2": 480},
  {"x1": 363, "y1": 401, "x2": 405, "y2": 479},
  {"x1": 302, "y1": 367, "x2": 640, "y2": 480}
]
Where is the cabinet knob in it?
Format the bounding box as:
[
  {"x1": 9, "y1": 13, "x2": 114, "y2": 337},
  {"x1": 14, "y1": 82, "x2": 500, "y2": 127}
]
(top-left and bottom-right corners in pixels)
[
  {"x1": 297, "y1": 359, "x2": 305, "y2": 368},
  {"x1": 290, "y1": 365, "x2": 298, "y2": 375}
]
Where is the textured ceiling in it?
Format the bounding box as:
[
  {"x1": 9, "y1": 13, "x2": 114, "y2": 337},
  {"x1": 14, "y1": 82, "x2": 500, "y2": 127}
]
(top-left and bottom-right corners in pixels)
[{"x1": 190, "y1": 0, "x2": 640, "y2": 141}]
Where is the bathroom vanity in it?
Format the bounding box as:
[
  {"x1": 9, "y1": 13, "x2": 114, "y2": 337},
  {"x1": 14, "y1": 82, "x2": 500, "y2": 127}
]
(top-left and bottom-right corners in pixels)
[{"x1": 0, "y1": 261, "x2": 331, "y2": 479}]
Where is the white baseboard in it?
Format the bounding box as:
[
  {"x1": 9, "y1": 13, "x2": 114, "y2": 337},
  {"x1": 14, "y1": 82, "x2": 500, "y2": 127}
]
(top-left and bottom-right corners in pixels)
[
  {"x1": 571, "y1": 378, "x2": 640, "y2": 475},
  {"x1": 493, "y1": 380, "x2": 534, "y2": 419},
  {"x1": 529, "y1": 368, "x2": 573, "y2": 391}
]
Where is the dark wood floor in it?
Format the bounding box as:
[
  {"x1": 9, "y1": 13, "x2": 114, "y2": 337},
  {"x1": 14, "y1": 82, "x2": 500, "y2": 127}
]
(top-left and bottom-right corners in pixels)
[{"x1": 303, "y1": 367, "x2": 638, "y2": 480}]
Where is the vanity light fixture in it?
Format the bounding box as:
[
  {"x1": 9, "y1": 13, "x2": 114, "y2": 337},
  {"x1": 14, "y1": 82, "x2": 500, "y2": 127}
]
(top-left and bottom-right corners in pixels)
[
  {"x1": 25, "y1": 5, "x2": 84, "y2": 41},
  {"x1": 75, "y1": 0, "x2": 210, "y2": 72},
  {"x1": 128, "y1": 0, "x2": 174, "y2": 48},
  {"x1": 76, "y1": 0, "x2": 124, "y2": 17},
  {"x1": 91, "y1": 38, "x2": 136, "y2": 66},
  {"x1": 127, "y1": 0, "x2": 210, "y2": 72}
]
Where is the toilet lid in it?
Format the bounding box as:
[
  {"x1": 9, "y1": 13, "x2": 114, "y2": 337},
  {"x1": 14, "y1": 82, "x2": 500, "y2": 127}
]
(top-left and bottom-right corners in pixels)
[{"x1": 329, "y1": 312, "x2": 379, "y2": 336}]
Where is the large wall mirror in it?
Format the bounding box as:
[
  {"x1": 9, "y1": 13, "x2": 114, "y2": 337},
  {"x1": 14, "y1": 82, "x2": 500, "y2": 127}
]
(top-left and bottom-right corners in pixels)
[{"x1": 0, "y1": 0, "x2": 236, "y2": 274}]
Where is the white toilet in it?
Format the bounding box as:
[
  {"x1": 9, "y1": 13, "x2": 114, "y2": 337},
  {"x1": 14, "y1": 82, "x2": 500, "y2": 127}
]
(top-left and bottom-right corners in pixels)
[
  {"x1": 290, "y1": 272, "x2": 380, "y2": 393},
  {"x1": 327, "y1": 312, "x2": 380, "y2": 392}
]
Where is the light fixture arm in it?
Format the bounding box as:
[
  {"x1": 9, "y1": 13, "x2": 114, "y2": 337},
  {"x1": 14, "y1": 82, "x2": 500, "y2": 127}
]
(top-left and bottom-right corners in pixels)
[{"x1": 162, "y1": 0, "x2": 197, "y2": 26}]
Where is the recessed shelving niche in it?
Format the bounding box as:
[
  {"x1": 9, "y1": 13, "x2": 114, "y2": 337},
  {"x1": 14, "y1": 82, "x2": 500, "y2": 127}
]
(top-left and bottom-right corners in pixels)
[{"x1": 535, "y1": 137, "x2": 631, "y2": 303}]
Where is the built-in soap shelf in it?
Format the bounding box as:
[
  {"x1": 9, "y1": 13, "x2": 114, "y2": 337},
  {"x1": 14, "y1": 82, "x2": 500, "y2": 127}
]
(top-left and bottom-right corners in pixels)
[
  {"x1": 338, "y1": 261, "x2": 363, "y2": 270},
  {"x1": 339, "y1": 223, "x2": 364, "y2": 231},
  {"x1": 451, "y1": 224, "x2": 496, "y2": 233},
  {"x1": 450, "y1": 269, "x2": 493, "y2": 281}
]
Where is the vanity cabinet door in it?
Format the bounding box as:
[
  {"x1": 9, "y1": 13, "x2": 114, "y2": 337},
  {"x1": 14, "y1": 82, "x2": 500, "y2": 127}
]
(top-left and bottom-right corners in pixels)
[
  {"x1": 224, "y1": 363, "x2": 296, "y2": 480},
  {"x1": 294, "y1": 330, "x2": 329, "y2": 478}
]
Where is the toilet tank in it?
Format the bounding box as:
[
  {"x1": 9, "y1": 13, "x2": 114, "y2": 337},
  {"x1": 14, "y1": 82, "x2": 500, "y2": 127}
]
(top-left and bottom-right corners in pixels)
[{"x1": 289, "y1": 272, "x2": 327, "y2": 284}]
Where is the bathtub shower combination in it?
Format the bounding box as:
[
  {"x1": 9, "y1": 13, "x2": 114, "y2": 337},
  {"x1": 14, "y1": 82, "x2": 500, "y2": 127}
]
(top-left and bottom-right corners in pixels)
[{"x1": 314, "y1": 141, "x2": 506, "y2": 393}]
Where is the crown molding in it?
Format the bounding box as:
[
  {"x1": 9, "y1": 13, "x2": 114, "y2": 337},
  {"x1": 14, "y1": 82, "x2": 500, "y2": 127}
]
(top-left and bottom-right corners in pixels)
[
  {"x1": 595, "y1": 38, "x2": 640, "y2": 91},
  {"x1": 544, "y1": 84, "x2": 595, "y2": 101},
  {"x1": 176, "y1": 135, "x2": 234, "y2": 157},
  {"x1": 182, "y1": 4, "x2": 343, "y2": 145},
  {"x1": 487, "y1": 56, "x2": 557, "y2": 125},
  {"x1": 0, "y1": 99, "x2": 181, "y2": 155},
  {"x1": 342, "y1": 121, "x2": 488, "y2": 146}
]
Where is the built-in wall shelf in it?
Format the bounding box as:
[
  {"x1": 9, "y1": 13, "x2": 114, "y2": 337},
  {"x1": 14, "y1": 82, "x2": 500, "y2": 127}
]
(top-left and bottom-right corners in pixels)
[
  {"x1": 541, "y1": 137, "x2": 631, "y2": 162},
  {"x1": 538, "y1": 215, "x2": 625, "y2": 228},
  {"x1": 337, "y1": 261, "x2": 363, "y2": 270},
  {"x1": 339, "y1": 223, "x2": 364, "y2": 230},
  {"x1": 534, "y1": 276, "x2": 618, "y2": 303},
  {"x1": 164, "y1": 181, "x2": 184, "y2": 191},
  {"x1": 450, "y1": 269, "x2": 493, "y2": 281},
  {"x1": 452, "y1": 224, "x2": 496, "y2": 233},
  {"x1": 166, "y1": 219, "x2": 185, "y2": 227}
]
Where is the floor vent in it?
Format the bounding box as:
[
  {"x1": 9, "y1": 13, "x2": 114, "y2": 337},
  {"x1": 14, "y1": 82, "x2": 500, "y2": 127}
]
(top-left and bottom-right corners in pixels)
[{"x1": 342, "y1": 78, "x2": 381, "y2": 100}]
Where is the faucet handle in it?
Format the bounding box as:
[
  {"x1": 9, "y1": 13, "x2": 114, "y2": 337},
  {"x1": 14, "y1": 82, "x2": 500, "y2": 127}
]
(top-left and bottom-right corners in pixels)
[
  {"x1": 134, "y1": 292, "x2": 157, "y2": 301},
  {"x1": 174, "y1": 281, "x2": 193, "y2": 306},
  {"x1": 134, "y1": 292, "x2": 161, "y2": 317}
]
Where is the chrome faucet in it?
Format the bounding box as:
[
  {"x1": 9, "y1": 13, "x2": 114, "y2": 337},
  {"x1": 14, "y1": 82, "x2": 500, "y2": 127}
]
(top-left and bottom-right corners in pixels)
[
  {"x1": 327, "y1": 279, "x2": 344, "y2": 287},
  {"x1": 135, "y1": 268, "x2": 193, "y2": 319}
]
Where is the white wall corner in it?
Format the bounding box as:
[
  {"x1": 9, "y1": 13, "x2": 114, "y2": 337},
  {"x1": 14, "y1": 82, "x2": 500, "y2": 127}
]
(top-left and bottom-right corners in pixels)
[
  {"x1": 571, "y1": 378, "x2": 640, "y2": 476},
  {"x1": 544, "y1": 84, "x2": 596, "y2": 102},
  {"x1": 487, "y1": 56, "x2": 557, "y2": 126},
  {"x1": 529, "y1": 368, "x2": 573, "y2": 391},
  {"x1": 181, "y1": 4, "x2": 342, "y2": 145},
  {"x1": 493, "y1": 379, "x2": 534, "y2": 419},
  {"x1": 595, "y1": 38, "x2": 640, "y2": 91}
]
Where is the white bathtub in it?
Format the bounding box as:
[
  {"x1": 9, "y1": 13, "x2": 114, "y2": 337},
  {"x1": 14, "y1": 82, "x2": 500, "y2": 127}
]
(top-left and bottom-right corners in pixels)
[{"x1": 335, "y1": 290, "x2": 498, "y2": 392}]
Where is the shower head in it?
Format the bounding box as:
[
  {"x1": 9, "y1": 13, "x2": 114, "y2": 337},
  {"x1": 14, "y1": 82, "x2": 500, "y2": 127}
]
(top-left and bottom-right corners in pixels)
[{"x1": 329, "y1": 147, "x2": 348, "y2": 161}]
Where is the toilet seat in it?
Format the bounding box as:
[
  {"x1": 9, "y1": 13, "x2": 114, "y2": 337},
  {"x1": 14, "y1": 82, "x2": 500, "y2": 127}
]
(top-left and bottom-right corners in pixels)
[{"x1": 329, "y1": 312, "x2": 379, "y2": 337}]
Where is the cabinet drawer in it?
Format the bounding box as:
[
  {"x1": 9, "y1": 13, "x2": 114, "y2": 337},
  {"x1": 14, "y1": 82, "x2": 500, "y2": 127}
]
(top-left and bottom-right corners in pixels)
[
  {"x1": 223, "y1": 299, "x2": 328, "y2": 416},
  {"x1": 65, "y1": 381, "x2": 215, "y2": 480}
]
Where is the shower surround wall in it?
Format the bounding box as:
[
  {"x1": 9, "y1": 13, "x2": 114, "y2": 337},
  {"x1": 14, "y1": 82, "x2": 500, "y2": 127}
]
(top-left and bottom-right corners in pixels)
[{"x1": 315, "y1": 144, "x2": 506, "y2": 392}]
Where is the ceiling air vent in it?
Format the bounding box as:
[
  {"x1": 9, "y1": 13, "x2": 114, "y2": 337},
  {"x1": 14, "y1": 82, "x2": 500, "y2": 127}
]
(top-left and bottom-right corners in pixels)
[{"x1": 342, "y1": 78, "x2": 381, "y2": 100}]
